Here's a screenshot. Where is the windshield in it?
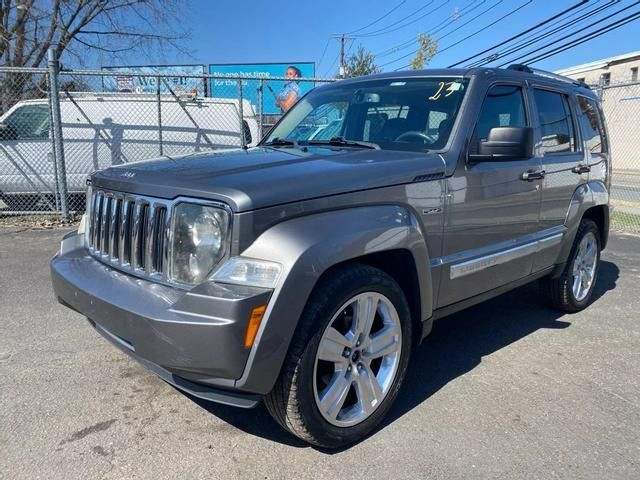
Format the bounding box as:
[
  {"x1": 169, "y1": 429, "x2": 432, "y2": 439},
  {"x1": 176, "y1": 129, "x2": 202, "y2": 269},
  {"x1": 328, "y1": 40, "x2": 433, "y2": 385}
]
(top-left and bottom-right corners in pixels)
[{"x1": 264, "y1": 77, "x2": 469, "y2": 152}]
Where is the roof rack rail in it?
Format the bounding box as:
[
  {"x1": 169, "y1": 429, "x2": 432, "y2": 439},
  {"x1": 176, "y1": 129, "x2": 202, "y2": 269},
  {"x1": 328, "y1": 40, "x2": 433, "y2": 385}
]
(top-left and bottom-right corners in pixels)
[{"x1": 507, "y1": 64, "x2": 590, "y2": 89}]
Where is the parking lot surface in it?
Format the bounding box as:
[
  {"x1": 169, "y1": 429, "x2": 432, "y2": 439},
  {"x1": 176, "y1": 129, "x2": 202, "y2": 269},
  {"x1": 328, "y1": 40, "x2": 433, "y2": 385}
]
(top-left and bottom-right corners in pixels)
[{"x1": 1, "y1": 227, "x2": 639, "y2": 479}]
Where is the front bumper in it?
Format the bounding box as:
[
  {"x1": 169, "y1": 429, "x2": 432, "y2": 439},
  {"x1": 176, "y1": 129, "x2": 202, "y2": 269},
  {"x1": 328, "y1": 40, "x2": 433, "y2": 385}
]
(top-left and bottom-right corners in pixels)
[{"x1": 50, "y1": 231, "x2": 272, "y2": 407}]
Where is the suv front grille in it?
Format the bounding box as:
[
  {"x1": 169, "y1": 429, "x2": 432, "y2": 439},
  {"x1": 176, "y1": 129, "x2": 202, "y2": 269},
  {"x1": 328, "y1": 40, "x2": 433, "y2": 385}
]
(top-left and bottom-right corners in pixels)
[{"x1": 87, "y1": 189, "x2": 170, "y2": 280}]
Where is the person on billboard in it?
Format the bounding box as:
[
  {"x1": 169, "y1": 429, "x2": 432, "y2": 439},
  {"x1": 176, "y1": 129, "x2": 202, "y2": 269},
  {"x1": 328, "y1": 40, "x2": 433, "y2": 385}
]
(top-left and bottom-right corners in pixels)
[{"x1": 275, "y1": 66, "x2": 302, "y2": 113}]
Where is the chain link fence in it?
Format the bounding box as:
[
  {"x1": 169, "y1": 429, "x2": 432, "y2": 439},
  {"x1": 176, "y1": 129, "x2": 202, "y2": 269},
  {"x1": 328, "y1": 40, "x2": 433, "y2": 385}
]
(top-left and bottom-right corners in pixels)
[
  {"x1": 596, "y1": 80, "x2": 640, "y2": 232},
  {"x1": 0, "y1": 56, "x2": 334, "y2": 217}
]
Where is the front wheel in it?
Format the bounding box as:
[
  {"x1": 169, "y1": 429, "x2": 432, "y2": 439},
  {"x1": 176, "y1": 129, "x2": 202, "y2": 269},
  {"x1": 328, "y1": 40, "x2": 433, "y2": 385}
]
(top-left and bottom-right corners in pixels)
[
  {"x1": 265, "y1": 264, "x2": 412, "y2": 448},
  {"x1": 542, "y1": 218, "x2": 601, "y2": 312}
]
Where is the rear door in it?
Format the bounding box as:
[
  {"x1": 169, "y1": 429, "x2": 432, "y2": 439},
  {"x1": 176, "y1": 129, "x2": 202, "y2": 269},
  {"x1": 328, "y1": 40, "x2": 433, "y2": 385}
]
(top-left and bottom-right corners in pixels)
[
  {"x1": 438, "y1": 82, "x2": 542, "y2": 307},
  {"x1": 530, "y1": 86, "x2": 584, "y2": 271}
]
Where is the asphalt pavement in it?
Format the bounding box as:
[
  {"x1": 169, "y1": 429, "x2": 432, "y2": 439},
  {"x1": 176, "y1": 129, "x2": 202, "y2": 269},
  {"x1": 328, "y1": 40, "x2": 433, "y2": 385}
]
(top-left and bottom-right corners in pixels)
[{"x1": 1, "y1": 227, "x2": 639, "y2": 479}]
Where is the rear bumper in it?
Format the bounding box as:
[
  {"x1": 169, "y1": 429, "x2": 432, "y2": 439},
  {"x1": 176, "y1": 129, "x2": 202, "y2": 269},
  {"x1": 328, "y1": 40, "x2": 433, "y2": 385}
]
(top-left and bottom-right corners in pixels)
[{"x1": 50, "y1": 231, "x2": 271, "y2": 406}]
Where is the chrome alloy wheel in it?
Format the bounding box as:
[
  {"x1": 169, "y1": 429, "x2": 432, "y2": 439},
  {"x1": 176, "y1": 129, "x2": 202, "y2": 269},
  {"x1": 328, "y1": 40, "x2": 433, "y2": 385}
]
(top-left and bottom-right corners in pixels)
[
  {"x1": 572, "y1": 232, "x2": 598, "y2": 302},
  {"x1": 313, "y1": 292, "x2": 402, "y2": 427}
]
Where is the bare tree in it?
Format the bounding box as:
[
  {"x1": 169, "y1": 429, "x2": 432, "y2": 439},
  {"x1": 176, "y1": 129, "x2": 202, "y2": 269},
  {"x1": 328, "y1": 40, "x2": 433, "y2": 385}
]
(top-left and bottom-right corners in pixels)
[{"x1": 0, "y1": 0, "x2": 191, "y2": 111}]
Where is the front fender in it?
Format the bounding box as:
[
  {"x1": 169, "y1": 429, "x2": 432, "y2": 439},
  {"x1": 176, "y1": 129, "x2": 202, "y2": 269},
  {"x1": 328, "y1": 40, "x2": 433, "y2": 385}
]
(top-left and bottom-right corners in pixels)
[{"x1": 233, "y1": 205, "x2": 432, "y2": 394}]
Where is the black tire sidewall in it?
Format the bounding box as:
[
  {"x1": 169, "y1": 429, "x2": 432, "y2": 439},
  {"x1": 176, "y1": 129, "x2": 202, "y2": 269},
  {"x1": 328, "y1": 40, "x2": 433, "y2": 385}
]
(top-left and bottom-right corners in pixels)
[{"x1": 293, "y1": 266, "x2": 412, "y2": 447}]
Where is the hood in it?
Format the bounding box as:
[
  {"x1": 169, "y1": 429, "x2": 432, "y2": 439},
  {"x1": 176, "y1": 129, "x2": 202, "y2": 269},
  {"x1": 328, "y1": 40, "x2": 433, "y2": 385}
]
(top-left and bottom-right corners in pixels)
[{"x1": 91, "y1": 147, "x2": 446, "y2": 212}]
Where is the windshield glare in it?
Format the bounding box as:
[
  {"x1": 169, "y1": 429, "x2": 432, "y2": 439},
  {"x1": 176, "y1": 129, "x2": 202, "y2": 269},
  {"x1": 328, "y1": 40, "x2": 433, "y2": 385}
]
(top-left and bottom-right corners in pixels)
[{"x1": 264, "y1": 77, "x2": 469, "y2": 152}]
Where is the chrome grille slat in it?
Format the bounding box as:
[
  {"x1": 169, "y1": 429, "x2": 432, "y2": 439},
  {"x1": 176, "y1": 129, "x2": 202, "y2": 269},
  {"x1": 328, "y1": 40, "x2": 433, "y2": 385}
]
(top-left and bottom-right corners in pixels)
[
  {"x1": 118, "y1": 199, "x2": 131, "y2": 265},
  {"x1": 90, "y1": 192, "x2": 101, "y2": 248},
  {"x1": 144, "y1": 204, "x2": 157, "y2": 274},
  {"x1": 108, "y1": 196, "x2": 119, "y2": 260},
  {"x1": 131, "y1": 202, "x2": 144, "y2": 270},
  {"x1": 100, "y1": 194, "x2": 109, "y2": 254}
]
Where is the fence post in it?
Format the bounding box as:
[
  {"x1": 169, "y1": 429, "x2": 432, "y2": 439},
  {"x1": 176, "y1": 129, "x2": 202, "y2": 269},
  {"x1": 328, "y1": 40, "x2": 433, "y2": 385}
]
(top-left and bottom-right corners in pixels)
[
  {"x1": 237, "y1": 79, "x2": 246, "y2": 148},
  {"x1": 47, "y1": 47, "x2": 69, "y2": 220},
  {"x1": 258, "y1": 79, "x2": 264, "y2": 142},
  {"x1": 156, "y1": 75, "x2": 163, "y2": 156}
]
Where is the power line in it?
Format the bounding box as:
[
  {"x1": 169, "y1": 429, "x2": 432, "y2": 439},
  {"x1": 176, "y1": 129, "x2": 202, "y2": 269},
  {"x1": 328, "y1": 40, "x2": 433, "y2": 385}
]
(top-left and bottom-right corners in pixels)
[
  {"x1": 523, "y1": 9, "x2": 640, "y2": 64},
  {"x1": 382, "y1": 0, "x2": 502, "y2": 69},
  {"x1": 434, "y1": 1, "x2": 533, "y2": 58},
  {"x1": 346, "y1": 0, "x2": 408, "y2": 35},
  {"x1": 447, "y1": 0, "x2": 590, "y2": 67},
  {"x1": 491, "y1": 0, "x2": 637, "y2": 67},
  {"x1": 374, "y1": 0, "x2": 483, "y2": 59},
  {"x1": 506, "y1": 3, "x2": 640, "y2": 65},
  {"x1": 490, "y1": 0, "x2": 606, "y2": 56},
  {"x1": 323, "y1": 51, "x2": 340, "y2": 77},
  {"x1": 469, "y1": 0, "x2": 620, "y2": 67},
  {"x1": 354, "y1": 0, "x2": 442, "y2": 38},
  {"x1": 317, "y1": 38, "x2": 331, "y2": 68}
]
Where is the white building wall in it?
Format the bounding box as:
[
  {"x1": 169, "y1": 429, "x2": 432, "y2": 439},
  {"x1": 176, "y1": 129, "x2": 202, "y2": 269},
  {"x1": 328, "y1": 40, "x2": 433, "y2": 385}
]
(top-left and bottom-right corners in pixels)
[{"x1": 557, "y1": 52, "x2": 640, "y2": 172}]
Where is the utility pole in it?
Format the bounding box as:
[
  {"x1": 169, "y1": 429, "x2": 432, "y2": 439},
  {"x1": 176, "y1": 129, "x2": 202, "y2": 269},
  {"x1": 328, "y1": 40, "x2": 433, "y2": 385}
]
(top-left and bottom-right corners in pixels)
[{"x1": 332, "y1": 34, "x2": 356, "y2": 77}]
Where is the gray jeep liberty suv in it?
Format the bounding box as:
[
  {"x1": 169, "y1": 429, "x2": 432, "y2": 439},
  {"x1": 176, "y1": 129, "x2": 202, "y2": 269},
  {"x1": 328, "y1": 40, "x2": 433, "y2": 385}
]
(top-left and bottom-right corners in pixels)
[{"x1": 51, "y1": 65, "x2": 611, "y2": 448}]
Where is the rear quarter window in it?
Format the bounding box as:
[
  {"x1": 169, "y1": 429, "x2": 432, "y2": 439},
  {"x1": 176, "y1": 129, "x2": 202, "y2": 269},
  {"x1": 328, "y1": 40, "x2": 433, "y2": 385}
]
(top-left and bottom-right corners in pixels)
[{"x1": 576, "y1": 95, "x2": 607, "y2": 153}]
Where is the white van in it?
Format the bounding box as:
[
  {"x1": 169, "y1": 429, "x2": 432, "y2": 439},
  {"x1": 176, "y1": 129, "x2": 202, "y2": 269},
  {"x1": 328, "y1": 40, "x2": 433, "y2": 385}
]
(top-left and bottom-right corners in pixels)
[{"x1": 0, "y1": 92, "x2": 258, "y2": 210}]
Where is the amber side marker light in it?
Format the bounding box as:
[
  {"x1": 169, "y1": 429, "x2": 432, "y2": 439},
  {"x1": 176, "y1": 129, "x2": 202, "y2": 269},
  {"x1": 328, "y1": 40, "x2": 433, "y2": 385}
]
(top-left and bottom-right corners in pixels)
[{"x1": 244, "y1": 304, "x2": 267, "y2": 349}]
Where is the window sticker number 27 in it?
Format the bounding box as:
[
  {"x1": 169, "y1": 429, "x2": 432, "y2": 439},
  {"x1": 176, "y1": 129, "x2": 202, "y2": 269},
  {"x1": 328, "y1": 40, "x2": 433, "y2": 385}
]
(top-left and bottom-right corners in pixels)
[{"x1": 429, "y1": 82, "x2": 462, "y2": 101}]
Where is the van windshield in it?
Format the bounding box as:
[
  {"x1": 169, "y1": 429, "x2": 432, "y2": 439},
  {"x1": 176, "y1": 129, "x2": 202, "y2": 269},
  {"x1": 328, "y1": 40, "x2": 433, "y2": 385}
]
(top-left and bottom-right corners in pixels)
[{"x1": 264, "y1": 77, "x2": 469, "y2": 153}]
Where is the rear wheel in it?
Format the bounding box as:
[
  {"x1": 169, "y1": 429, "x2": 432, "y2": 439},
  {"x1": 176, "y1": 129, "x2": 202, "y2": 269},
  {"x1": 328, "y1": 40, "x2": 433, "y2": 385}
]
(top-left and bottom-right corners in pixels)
[
  {"x1": 542, "y1": 219, "x2": 601, "y2": 312},
  {"x1": 265, "y1": 264, "x2": 412, "y2": 448}
]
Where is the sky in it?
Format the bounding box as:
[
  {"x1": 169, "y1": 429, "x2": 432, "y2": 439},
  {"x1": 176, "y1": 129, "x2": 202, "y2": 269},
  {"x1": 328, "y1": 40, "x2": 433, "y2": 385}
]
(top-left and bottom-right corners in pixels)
[{"x1": 102, "y1": 0, "x2": 640, "y2": 75}]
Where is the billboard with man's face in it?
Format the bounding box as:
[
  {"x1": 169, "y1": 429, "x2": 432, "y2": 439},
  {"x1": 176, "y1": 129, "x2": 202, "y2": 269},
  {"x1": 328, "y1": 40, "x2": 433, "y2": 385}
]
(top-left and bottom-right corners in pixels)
[
  {"x1": 208, "y1": 63, "x2": 315, "y2": 115},
  {"x1": 102, "y1": 65, "x2": 207, "y2": 96}
]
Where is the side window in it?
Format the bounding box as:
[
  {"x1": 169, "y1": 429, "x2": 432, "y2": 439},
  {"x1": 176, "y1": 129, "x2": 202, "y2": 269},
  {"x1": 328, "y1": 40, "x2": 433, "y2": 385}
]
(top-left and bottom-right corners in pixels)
[
  {"x1": 533, "y1": 89, "x2": 576, "y2": 154},
  {"x1": 576, "y1": 95, "x2": 607, "y2": 153},
  {"x1": 3, "y1": 104, "x2": 50, "y2": 140},
  {"x1": 475, "y1": 85, "x2": 527, "y2": 141}
]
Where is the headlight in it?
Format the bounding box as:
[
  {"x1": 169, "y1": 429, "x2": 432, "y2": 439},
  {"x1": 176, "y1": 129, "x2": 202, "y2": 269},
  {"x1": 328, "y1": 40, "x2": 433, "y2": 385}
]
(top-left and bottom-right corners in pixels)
[{"x1": 169, "y1": 202, "x2": 230, "y2": 284}]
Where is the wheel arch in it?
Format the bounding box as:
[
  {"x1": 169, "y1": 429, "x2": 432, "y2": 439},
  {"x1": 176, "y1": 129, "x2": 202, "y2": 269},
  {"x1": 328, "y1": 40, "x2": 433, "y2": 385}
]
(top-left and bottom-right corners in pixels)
[
  {"x1": 557, "y1": 181, "x2": 610, "y2": 267},
  {"x1": 316, "y1": 249, "x2": 423, "y2": 346}
]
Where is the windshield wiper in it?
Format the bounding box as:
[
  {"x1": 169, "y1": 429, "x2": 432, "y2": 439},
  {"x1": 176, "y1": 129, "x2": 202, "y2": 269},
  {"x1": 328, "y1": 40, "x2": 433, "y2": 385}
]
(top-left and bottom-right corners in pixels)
[
  {"x1": 263, "y1": 137, "x2": 300, "y2": 148},
  {"x1": 307, "y1": 136, "x2": 381, "y2": 150}
]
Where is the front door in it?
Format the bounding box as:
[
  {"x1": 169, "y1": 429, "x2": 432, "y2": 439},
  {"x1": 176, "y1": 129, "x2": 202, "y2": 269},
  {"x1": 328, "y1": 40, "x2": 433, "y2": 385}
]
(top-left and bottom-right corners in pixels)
[{"x1": 438, "y1": 83, "x2": 542, "y2": 308}]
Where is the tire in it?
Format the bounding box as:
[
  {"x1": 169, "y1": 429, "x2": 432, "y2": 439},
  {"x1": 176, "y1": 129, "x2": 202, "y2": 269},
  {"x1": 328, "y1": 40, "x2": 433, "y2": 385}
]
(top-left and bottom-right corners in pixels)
[
  {"x1": 265, "y1": 263, "x2": 412, "y2": 448},
  {"x1": 542, "y1": 218, "x2": 601, "y2": 312}
]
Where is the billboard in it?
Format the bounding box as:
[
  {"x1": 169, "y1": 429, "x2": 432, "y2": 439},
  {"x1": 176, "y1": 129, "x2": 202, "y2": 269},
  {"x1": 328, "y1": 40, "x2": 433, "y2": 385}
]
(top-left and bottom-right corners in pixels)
[
  {"x1": 208, "y1": 62, "x2": 315, "y2": 115},
  {"x1": 101, "y1": 65, "x2": 207, "y2": 96}
]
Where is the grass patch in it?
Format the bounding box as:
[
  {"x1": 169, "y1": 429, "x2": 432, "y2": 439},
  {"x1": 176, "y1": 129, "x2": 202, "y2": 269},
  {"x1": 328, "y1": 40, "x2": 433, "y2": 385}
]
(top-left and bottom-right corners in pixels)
[
  {"x1": 0, "y1": 213, "x2": 80, "y2": 229},
  {"x1": 612, "y1": 210, "x2": 640, "y2": 233}
]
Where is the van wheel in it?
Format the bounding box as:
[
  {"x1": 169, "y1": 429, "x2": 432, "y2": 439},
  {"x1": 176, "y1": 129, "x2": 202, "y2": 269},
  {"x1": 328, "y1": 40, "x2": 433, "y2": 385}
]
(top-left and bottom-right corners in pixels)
[
  {"x1": 265, "y1": 264, "x2": 412, "y2": 448},
  {"x1": 542, "y1": 219, "x2": 601, "y2": 312}
]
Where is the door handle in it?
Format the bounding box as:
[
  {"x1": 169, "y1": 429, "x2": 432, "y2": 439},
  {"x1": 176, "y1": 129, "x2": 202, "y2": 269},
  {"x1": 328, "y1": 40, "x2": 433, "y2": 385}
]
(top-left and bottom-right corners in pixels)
[
  {"x1": 521, "y1": 169, "x2": 546, "y2": 181},
  {"x1": 572, "y1": 164, "x2": 591, "y2": 174}
]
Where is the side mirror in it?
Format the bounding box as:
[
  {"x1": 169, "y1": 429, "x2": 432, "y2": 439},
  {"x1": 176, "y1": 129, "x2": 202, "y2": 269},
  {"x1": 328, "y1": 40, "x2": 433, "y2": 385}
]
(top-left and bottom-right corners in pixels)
[{"x1": 468, "y1": 126, "x2": 533, "y2": 162}]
